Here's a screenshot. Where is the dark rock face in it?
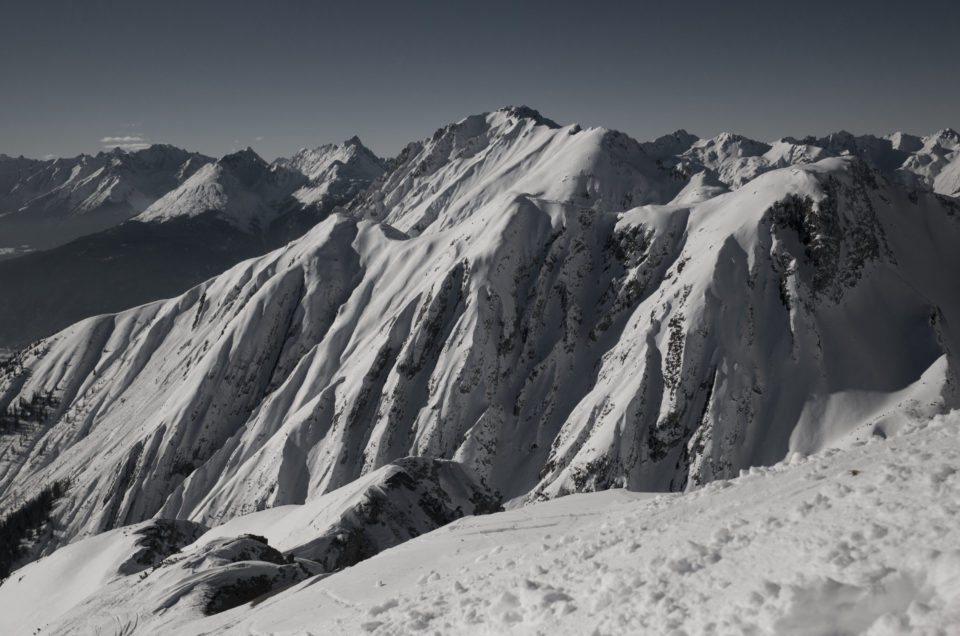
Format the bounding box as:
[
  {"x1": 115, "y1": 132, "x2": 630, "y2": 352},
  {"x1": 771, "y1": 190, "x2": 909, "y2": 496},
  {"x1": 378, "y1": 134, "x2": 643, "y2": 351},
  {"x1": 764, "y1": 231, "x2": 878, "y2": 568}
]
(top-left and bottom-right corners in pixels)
[
  {"x1": 118, "y1": 519, "x2": 209, "y2": 575},
  {"x1": 290, "y1": 457, "x2": 502, "y2": 573}
]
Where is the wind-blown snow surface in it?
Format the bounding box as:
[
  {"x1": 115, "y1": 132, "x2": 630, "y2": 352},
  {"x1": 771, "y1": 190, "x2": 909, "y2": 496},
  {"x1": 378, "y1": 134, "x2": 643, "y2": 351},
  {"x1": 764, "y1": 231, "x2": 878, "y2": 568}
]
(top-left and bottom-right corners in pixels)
[
  {"x1": 3, "y1": 410, "x2": 958, "y2": 634},
  {"x1": 2, "y1": 109, "x2": 960, "y2": 568}
]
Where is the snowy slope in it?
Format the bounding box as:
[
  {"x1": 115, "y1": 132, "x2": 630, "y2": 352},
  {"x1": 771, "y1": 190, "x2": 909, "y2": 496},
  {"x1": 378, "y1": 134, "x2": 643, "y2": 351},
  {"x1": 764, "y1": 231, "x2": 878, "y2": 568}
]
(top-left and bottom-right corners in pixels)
[
  {"x1": 2, "y1": 109, "x2": 959, "y2": 571},
  {"x1": 4, "y1": 409, "x2": 958, "y2": 634},
  {"x1": 196, "y1": 410, "x2": 960, "y2": 635},
  {"x1": 0, "y1": 145, "x2": 211, "y2": 253},
  {"x1": 782, "y1": 129, "x2": 960, "y2": 198},
  {"x1": 896, "y1": 129, "x2": 960, "y2": 197},
  {"x1": 0, "y1": 457, "x2": 498, "y2": 635}
]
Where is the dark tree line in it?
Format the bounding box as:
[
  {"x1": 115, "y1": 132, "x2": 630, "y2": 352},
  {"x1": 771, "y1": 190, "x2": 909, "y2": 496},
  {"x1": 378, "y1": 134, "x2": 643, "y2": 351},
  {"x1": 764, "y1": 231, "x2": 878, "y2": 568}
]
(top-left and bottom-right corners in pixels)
[
  {"x1": 0, "y1": 390, "x2": 59, "y2": 434},
  {"x1": 0, "y1": 479, "x2": 70, "y2": 579}
]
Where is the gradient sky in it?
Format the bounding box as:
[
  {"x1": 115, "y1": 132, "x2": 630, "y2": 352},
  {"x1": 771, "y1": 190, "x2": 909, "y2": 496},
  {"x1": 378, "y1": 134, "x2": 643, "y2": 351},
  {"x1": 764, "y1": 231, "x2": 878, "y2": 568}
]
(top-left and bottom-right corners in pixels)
[{"x1": 2, "y1": 0, "x2": 958, "y2": 161}]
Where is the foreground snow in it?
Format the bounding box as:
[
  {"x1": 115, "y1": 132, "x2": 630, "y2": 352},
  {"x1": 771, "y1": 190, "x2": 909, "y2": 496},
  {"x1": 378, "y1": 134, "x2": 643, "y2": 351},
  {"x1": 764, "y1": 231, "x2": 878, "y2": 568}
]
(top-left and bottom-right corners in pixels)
[
  {"x1": 197, "y1": 412, "x2": 960, "y2": 635},
  {"x1": 3, "y1": 411, "x2": 957, "y2": 634}
]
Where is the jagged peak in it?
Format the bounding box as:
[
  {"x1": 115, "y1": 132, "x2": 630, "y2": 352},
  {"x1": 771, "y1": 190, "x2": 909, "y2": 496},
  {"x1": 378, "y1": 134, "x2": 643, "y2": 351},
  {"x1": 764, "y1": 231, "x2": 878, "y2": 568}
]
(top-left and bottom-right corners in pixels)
[
  {"x1": 828, "y1": 129, "x2": 856, "y2": 140},
  {"x1": 494, "y1": 105, "x2": 561, "y2": 129},
  {"x1": 277, "y1": 137, "x2": 385, "y2": 185},
  {"x1": 689, "y1": 132, "x2": 771, "y2": 156},
  {"x1": 697, "y1": 131, "x2": 755, "y2": 145},
  {"x1": 218, "y1": 147, "x2": 267, "y2": 170},
  {"x1": 668, "y1": 128, "x2": 698, "y2": 141},
  {"x1": 639, "y1": 129, "x2": 700, "y2": 158},
  {"x1": 287, "y1": 136, "x2": 377, "y2": 161},
  {"x1": 133, "y1": 143, "x2": 188, "y2": 155},
  {"x1": 933, "y1": 127, "x2": 959, "y2": 138},
  {"x1": 96, "y1": 146, "x2": 128, "y2": 158}
]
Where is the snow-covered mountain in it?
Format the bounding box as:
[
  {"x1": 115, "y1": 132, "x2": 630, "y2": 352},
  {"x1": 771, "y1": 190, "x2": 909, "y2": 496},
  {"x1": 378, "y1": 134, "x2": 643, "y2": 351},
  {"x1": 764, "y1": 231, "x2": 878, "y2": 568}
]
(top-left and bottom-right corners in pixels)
[
  {"x1": 670, "y1": 127, "x2": 960, "y2": 197},
  {"x1": 276, "y1": 135, "x2": 387, "y2": 208},
  {"x1": 1, "y1": 107, "x2": 959, "y2": 633},
  {"x1": 0, "y1": 145, "x2": 211, "y2": 255},
  {"x1": 135, "y1": 148, "x2": 306, "y2": 231},
  {"x1": 895, "y1": 128, "x2": 960, "y2": 197}
]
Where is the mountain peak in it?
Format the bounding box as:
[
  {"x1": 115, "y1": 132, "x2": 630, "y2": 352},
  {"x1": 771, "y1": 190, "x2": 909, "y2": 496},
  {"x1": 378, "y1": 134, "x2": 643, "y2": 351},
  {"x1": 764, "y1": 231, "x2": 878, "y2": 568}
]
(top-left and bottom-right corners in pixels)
[
  {"x1": 640, "y1": 129, "x2": 700, "y2": 158},
  {"x1": 218, "y1": 147, "x2": 267, "y2": 170},
  {"x1": 932, "y1": 128, "x2": 960, "y2": 144},
  {"x1": 496, "y1": 105, "x2": 561, "y2": 129}
]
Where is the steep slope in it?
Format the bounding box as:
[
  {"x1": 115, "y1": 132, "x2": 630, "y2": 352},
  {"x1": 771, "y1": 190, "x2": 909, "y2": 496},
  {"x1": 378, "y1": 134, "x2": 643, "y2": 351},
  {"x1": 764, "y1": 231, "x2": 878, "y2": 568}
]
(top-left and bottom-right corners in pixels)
[
  {"x1": 0, "y1": 145, "x2": 211, "y2": 254},
  {"x1": 1, "y1": 109, "x2": 958, "y2": 574}
]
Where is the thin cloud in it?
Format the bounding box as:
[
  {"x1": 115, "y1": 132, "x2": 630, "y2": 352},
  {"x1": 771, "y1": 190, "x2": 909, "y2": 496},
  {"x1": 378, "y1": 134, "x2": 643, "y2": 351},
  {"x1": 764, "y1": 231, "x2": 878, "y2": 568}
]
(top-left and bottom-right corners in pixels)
[
  {"x1": 101, "y1": 135, "x2": 146, "y2": 144},
  {"x1": 101, "y1": 135, "x2": 151, "y2": 152}
]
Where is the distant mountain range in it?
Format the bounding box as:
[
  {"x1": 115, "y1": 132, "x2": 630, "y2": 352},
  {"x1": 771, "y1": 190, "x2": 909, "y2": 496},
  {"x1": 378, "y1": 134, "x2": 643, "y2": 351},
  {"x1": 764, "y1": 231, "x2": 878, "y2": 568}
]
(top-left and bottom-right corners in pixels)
[{"x1": 0, "y1": 140, "x2": 386, "y2": 348}]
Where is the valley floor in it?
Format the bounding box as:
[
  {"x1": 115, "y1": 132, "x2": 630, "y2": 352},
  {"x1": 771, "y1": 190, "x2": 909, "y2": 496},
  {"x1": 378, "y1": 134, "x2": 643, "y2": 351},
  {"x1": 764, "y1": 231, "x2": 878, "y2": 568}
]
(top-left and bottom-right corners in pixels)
[{"x1": 199, "y1": 412, "x2": 960, "y2": 635}]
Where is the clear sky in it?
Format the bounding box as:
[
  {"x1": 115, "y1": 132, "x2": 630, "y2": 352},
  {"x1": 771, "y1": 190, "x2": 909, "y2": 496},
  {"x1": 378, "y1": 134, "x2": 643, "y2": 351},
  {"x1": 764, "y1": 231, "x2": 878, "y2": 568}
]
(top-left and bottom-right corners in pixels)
[{"x1": 2, "y1": 0, "x2": 958, "y2": 161}]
